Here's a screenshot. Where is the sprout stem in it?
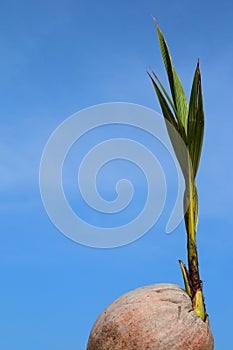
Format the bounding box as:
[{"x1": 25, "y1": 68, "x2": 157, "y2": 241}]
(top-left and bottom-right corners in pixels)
[{"x1": 184, "y1": 165, "x2": 206, "y2": 321}]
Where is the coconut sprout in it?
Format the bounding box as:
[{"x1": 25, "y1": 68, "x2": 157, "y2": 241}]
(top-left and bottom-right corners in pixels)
[
  {"x1": 87, "y1": 21, "x2": 214, "y2": 350},
  {"x1": 148, "y1": 19, "x2": 206, "y2": 321}
]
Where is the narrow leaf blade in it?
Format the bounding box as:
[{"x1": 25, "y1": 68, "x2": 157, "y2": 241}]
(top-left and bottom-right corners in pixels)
[
  {"x1": 187, "y1": 61, "x2": 204, "y2": 178},
  {"x1": 148, "y1": 72, "x2": 177, "y2": 128},
  {"x1": 151, "y1": 70, "x2": 176, "y2": 114},
  {"x1": 155, "y1": 22, "x2": 189, "y2": 132},
  {"x1": 155, "y1": 22, "x2": 176, "y2": 104},
  {"x1": 148, "y1": 72, "x2": 189, "y2": 176}
]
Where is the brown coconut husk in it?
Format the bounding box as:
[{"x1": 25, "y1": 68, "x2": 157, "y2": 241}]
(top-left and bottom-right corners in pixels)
[{"x1": 87, "y1": 284, "x2": 214, "y2": 350}]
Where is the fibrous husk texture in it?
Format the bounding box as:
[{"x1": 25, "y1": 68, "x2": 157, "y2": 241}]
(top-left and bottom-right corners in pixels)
[{"x1": 87, "y1": 284, "x2": 214, "y2": 350}]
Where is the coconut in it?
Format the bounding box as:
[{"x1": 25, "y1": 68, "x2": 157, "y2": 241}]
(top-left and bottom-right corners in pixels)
[{"x1": 87, "y1": 284, "x2": 214, "y2": 350}]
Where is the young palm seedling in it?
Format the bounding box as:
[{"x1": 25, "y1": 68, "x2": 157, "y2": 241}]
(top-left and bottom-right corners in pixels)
[
  {"x1": 148, "y1": 19, "x2": 207, "y2": 322},
  {"x1": 87, "y1": 21, "x2": 214, "y2": 350}
]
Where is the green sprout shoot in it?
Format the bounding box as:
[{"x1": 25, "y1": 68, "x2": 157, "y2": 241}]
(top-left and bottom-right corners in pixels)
[{"x1": 148, "y1": 20, "x2": 206, "y2": 321}]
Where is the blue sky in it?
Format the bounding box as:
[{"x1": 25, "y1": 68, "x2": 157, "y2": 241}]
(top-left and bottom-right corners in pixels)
[{"x1": 1, "y1": 0, "x2": 233, "y2": 349}]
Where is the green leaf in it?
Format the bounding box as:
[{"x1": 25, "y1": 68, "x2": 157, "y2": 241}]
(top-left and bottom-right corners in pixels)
[
  {"x1": 155, "y1": 20, "x2": 189, "y2": 133},
  {"x1": 151, "y1": 70, "x2": 176, "y2": 114},
  {"x1": 187, "y1": 61, "x2": 204, "y2": 178},
  {"x1": 148, "y1": 72, "x2": 189, "y2": 177},
  {"x1": 148, "y1": 72, "x2": 177, "y2": 129}
]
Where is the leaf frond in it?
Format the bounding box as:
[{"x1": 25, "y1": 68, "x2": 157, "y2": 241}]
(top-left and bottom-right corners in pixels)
[
  {"x1": 187, "y1": 61, "x2": 205, "y2": 178},
  {"x1": 155, "y1": 22, "x2": 189, "y2": 133}
]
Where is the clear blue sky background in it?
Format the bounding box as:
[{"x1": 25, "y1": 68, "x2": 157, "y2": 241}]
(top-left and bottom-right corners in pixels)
[{"x1": 1, "y1": 1, "x2": 233, "y2": 349}]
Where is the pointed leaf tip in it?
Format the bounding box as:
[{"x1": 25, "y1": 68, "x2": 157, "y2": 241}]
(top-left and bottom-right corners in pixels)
[
  {"x1": 197, "y1": 59, "x2": 200, "y2": 74},
  {"x1": 152, "y1": 16, "x2": 157, "y2": 25}
]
